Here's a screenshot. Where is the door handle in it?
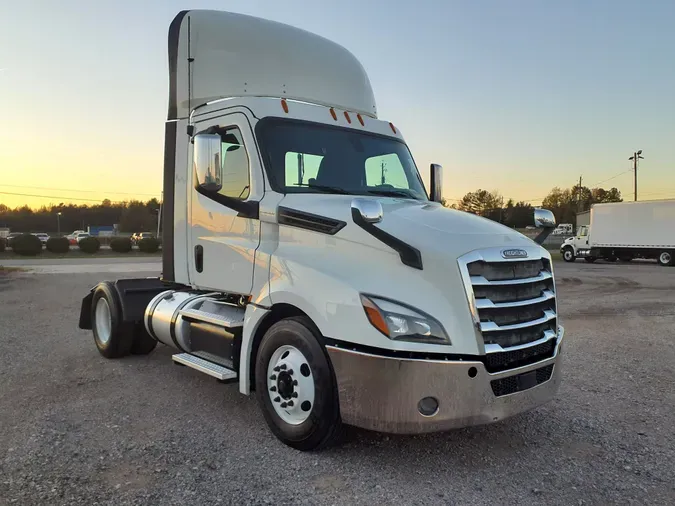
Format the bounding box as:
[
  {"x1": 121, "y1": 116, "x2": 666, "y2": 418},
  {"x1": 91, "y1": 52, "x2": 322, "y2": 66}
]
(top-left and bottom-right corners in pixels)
[{"x1": 195, "y1": 245, "x2": 204, "y2": 273}]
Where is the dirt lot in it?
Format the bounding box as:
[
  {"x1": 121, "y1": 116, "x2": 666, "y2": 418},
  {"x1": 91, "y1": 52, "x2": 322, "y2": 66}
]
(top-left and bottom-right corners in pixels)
[{"x1": 0, "y1": 261, "x2": 673, "y2": 505}]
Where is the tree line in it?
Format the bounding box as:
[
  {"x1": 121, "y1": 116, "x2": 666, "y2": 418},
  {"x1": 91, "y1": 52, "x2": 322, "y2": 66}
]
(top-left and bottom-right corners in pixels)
[
  {"x1": 0, "y1": 183, "x2": 622, "y2": 233},
  {"x1": 0, "y1": 199, "x2": 161, "y2": 234},
  {"x1": 444, "y1": 184, "x2": 622, "y2": 228}
]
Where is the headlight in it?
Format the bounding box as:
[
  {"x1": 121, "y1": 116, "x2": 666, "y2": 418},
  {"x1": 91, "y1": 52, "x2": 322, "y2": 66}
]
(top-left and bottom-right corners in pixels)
[{"x1": 360, "y1": 295, "x2": 450, "y2": 344}]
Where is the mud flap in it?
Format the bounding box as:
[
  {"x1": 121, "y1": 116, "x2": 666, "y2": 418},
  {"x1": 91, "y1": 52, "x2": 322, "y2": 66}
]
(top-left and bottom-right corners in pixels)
[{"x1": 79, "y1": 290, "x2": 94, "y2": 329}]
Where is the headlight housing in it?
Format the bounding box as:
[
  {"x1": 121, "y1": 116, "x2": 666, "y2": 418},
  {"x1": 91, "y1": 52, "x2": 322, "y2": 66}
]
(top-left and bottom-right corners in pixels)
[{"x1": 360, "y1": 295, "x2": 450, "y2": 344}]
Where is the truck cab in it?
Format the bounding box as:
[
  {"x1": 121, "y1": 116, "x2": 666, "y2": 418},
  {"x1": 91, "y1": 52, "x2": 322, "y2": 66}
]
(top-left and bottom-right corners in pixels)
[
  {"x1": 79, "y1": 10, "x2": 564, "y2": 450},
  {"x1": 561, "y1": 225, "x2": 590, "y2": 261}
]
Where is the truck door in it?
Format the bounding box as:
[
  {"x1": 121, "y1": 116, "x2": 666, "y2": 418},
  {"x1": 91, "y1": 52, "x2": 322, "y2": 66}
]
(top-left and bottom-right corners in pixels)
[
  {"x1": 575, "y1": 226, "x2": 589, "y2": 249},
  {"x1": 188, "y1": 112, "x2": 262, "y2": 295}
]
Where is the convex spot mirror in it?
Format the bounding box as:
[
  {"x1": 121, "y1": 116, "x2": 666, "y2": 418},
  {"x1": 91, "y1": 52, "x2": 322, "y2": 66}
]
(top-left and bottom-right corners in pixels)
[{"x1": 534, "y1": 208, "x2": 556, "y2": 229}]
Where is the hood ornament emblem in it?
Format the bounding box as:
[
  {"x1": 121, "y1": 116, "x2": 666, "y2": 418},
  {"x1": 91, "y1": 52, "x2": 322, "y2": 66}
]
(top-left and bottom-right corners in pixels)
[{"x1": 501, "y1": 248, "x2": 528, "y2": 259}]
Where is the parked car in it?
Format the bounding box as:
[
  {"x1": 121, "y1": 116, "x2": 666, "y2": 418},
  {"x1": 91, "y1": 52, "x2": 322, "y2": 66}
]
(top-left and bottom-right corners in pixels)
[
  {"x1": 6, "y1": 232, "x2": 23, "y2": 246},
  {"x1": 67, "y1": 230, "x2": 87, "y2": 245},
  {"x1": 132, "y1": 232, "x2": 154, "y2": 244},
  {"x1": 74, "y1": 233, "x2": 91, "y2": 244},
  {"x1": 31, "y1": 233, "x2": 50, "y2": 244}
]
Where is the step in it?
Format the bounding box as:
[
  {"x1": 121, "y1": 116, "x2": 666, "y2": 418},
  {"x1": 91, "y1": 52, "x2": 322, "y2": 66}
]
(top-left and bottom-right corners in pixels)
[
  {"x1": 172, "y1": 353, "x2": 238, "y2": 381},
  {"x1": 179, "y1": 307, "x2": 244, "y2": 328}
]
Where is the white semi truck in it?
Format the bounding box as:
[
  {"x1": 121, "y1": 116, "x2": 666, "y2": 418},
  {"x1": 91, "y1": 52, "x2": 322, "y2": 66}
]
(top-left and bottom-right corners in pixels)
[
  {"x1": 561, "y1": 199, "x2": 675, "y2": 266},
  {"x1": 79, "y1": 10, "x2": 563, "y2": 450}
]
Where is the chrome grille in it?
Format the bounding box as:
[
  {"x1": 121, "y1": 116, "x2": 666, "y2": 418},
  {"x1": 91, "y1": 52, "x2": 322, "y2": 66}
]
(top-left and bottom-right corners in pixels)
[{"x1": 459, "y1": 248, "x2": 558, "y2": 351}]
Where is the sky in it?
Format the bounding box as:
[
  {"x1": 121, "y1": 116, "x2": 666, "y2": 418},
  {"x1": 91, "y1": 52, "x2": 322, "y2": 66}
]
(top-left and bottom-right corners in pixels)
[{"x1": 1, "y1": 0, "x2": 674, "y2": 209}]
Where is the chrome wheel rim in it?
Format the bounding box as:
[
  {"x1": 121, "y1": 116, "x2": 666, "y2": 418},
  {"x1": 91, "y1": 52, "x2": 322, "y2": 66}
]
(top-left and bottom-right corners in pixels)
[
  {"x1": 267, "y1": 345, "x2": 315, "y2": 425},
  {"x1": 95, "y1": 298, "x2": 112, "y2": 345},
  {"x1": 660, "y1": 252, "x2": 671, "y2": 264},
  {"x1": 564, "y1": 250, "x2": 573, "y2": 261}
]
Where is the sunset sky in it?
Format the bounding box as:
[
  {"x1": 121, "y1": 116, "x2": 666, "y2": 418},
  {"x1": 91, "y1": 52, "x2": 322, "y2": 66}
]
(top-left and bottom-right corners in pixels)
[{"x1": 1, "y1": 0, "x2": 674, "y2": 209}]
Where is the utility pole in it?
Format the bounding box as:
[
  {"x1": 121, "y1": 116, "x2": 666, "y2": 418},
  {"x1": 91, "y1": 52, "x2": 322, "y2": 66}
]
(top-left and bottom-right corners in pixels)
[
  {"x1": 577, "y1": 175, "x2": 583, "y2": 213},
  {"x1": 629, "y1": 150, "x2": 644, "y2": 201}
]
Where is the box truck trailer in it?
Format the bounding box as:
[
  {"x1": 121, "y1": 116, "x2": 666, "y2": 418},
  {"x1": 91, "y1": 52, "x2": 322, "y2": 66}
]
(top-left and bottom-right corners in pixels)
[
  {"x1": 561, "y1": 199, "x2": 675, "y2": 266},
  {"x1": 78, "y1": 10, "x2": 563, "y2": 450}
]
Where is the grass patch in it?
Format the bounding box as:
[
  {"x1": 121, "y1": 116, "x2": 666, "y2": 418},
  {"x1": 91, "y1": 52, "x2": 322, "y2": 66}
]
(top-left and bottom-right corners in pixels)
[
  {"x1": 0, "y1": 249, "x2": 161, "y2": 260},
  {"x1": 0, "y1": 265, "x2": 28, "y2": 273}
]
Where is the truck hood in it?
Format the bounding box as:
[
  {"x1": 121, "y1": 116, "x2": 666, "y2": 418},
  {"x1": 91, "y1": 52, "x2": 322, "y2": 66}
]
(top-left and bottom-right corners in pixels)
[{"x1": 278, "y1": 194, "x2": 537, "y2": 259}]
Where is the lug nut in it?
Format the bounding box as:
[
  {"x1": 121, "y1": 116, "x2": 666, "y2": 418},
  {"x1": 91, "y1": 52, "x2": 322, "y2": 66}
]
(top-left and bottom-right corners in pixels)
[
  {"x1": 279, "y1": 364, "x2": 287, "y2": 370},
  {"x1": 287, "y1": 401, "x2": 294, "y2": 407},
  {"x1": 287, "y1": 369, "x2": 294, "y2": 375},
  {"x1": 280, "y1": 402, "x2": 287, "y2": 408},
  {"x1": 293, "y1": 380, "x2": 298, "y2": 386},
  {"x1": 274, "y1": 397, "x2": 280, "y2": 402},
  {"x1": 270, "y1": 374, "x2": 276, "y2": 380},
  {"x1": 270, "y1": 386, "x2": 277, "y2": 392},
  {"x1": 273, "y1": 366, "x2": 280, "y2": 372},
  {"x1": 292, "y1": 392, "x2": 298, "y2": 398}
]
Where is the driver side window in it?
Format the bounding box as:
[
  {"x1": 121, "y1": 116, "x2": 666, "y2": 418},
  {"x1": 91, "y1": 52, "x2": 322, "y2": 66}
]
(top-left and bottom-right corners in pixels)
[
  {"x1": 218, "y1": 128, "x2": 250, "y2": 200},
  {"x1": 365, "y1": 154, "x2": 410, "y2": 189}
]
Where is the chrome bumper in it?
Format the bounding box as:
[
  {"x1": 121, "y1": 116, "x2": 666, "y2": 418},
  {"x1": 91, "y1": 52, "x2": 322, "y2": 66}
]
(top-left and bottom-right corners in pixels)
[{"x1": 327, "y1": 328, "x2": 563, "y2": 434}]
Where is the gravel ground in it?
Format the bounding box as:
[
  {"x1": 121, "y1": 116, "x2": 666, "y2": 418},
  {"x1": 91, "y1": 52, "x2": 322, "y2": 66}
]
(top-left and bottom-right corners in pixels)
[{"x1": 0, "y1": 261, "x2": 673, "y2": 505}]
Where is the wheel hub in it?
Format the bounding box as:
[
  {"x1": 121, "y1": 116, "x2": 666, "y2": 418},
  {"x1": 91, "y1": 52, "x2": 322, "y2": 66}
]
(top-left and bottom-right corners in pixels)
[
  {"x1": 277, "y1": 371, "x2": 294, "y2": 399},
  {"x1": 267, "y1": 345, "x2": 315, "y2": 425}
]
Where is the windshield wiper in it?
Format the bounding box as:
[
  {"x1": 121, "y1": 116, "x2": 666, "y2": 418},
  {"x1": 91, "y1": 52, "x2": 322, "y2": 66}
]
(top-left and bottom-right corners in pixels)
[
  {"x1": 365, "y1": 188, "x2": 419, "y2": 199},
  {"x1": 292, "y1": 183, "x2": 351, "y2": 195}
]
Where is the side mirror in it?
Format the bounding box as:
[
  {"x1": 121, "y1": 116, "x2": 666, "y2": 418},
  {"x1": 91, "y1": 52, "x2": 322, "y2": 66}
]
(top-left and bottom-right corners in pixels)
[
  {"x1": 534, "y1": 208, "x2": 556, "y2": 229},
  {"x1": 193, "y1": 133, "x2": 223, "y2": 192},
  {"x1": 430, "y1": 164, "x2": 443, "y2": 203},
  {"x1": 351, "y1": 198, "x2": 383, "y2": 223},
  {"x1": 532, "y1": 208, "x2": 556, "y2": 245}
]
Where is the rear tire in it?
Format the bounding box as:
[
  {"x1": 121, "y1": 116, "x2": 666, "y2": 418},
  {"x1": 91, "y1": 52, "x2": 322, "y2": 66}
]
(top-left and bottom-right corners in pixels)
[
  {"x1": 562, "y1": 247, "x2": 575, "y2": 262},
  {"x1": 91, "y1": 282, "x2": 134, "y2": 358},
  {"x1": 255, "y1": 316, "x2": 342, "y2": 451},
  {"x1": 658, "y1": 250, "x2": 674, "y2": 267},
  {"x1": 130, "y1": 324, "x2": 158, "y2": 355}
]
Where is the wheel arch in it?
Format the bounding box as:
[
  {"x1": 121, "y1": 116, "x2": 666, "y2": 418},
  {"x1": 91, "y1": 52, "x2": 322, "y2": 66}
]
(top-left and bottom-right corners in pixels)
[{"x1": 239, "y1": 302, "x2": 325, "y2": 395}]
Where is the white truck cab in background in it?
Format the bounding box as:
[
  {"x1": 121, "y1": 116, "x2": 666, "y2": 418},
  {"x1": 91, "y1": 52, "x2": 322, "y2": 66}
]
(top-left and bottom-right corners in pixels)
[
  {"x1": 79, "y1": 10, "x2": 563, "y2": 450},
  {"x1": 561, "y1": 200, "x2": 675, "y2": 266}
]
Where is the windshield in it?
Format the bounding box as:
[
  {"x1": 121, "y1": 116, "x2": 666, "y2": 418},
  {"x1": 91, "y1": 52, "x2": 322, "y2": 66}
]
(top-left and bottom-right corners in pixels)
[{"x1": 256, "y1": 119, "x2": 428, "y2": 201}]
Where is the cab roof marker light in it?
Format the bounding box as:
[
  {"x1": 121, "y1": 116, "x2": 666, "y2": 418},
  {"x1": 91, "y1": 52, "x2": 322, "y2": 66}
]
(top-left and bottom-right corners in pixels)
[
  {"x1": 330, "y1": 108, "x2": 338, "y2": 121},
  {"x1": 344, "y1": 111, "x2": 352, "y2": 124},
  {"x1": 389, "y1": 122, "x2": 396, "y2": 133},
  {"x1": 281, "y1": 99, "x2": 289, "y2": 113},
  {"x1": 357, "y1": 113, "x2": 365, "y2": 126}
]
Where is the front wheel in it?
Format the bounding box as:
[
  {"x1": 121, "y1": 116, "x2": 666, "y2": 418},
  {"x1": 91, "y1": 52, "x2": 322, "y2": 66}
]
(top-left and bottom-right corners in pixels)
[
  {"x1": 658, "y1": 250, "x2": 674, "y2": 267},
  {"x1": 255, "y1": 317, "x2": 342, "y2": 451},
  {"x1": 562, "y1": 247, "x2": 575, "y2": 262}
]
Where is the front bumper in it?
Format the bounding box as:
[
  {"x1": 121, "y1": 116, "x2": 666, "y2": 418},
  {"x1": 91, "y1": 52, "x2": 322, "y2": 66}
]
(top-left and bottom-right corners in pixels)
[{"x1": 327, "y1": 328, "x2": 563, "y2": 434}]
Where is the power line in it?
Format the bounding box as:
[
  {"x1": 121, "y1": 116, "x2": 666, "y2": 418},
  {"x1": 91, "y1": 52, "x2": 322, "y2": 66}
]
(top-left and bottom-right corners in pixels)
[
  {"x1": 0, "y1": 191, "x2": 153, "y2": 203},
  {"x1": 0, "y1": 183, "x2": 160, "y2": 197},
  {"x1": 587, "y1": 169, "x2": 633, "y2": 188}
]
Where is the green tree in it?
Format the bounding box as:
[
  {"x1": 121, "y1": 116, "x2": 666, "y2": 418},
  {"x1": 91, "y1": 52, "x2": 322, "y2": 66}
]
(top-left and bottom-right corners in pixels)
[{"x1": 458, "y1": 189, "x2": 504, "y2": 216}]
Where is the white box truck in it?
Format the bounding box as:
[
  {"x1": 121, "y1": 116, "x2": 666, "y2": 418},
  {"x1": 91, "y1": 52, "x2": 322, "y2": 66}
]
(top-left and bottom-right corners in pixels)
[
  {"x1": 561, "y1": 199, "x2": 675, "y2": 266},
  {"x1": 78, "y1": 10, "x2": 563, "y2": 450}
]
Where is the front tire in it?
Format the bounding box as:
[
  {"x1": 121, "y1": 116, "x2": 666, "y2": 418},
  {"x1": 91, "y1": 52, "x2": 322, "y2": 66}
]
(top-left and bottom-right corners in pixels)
[
  {"x1": 658, "y1": 250, "x2": 674, "y2": 267},
  {"x1": 91, "y1": 282, "x2": 134, "y2": 358},
  {"x1": 255, "y1": 317, "x2": 342, "y2": 451},
  {"x1": 562, "y1": 247, "x2": 575, "y2": 262}
]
